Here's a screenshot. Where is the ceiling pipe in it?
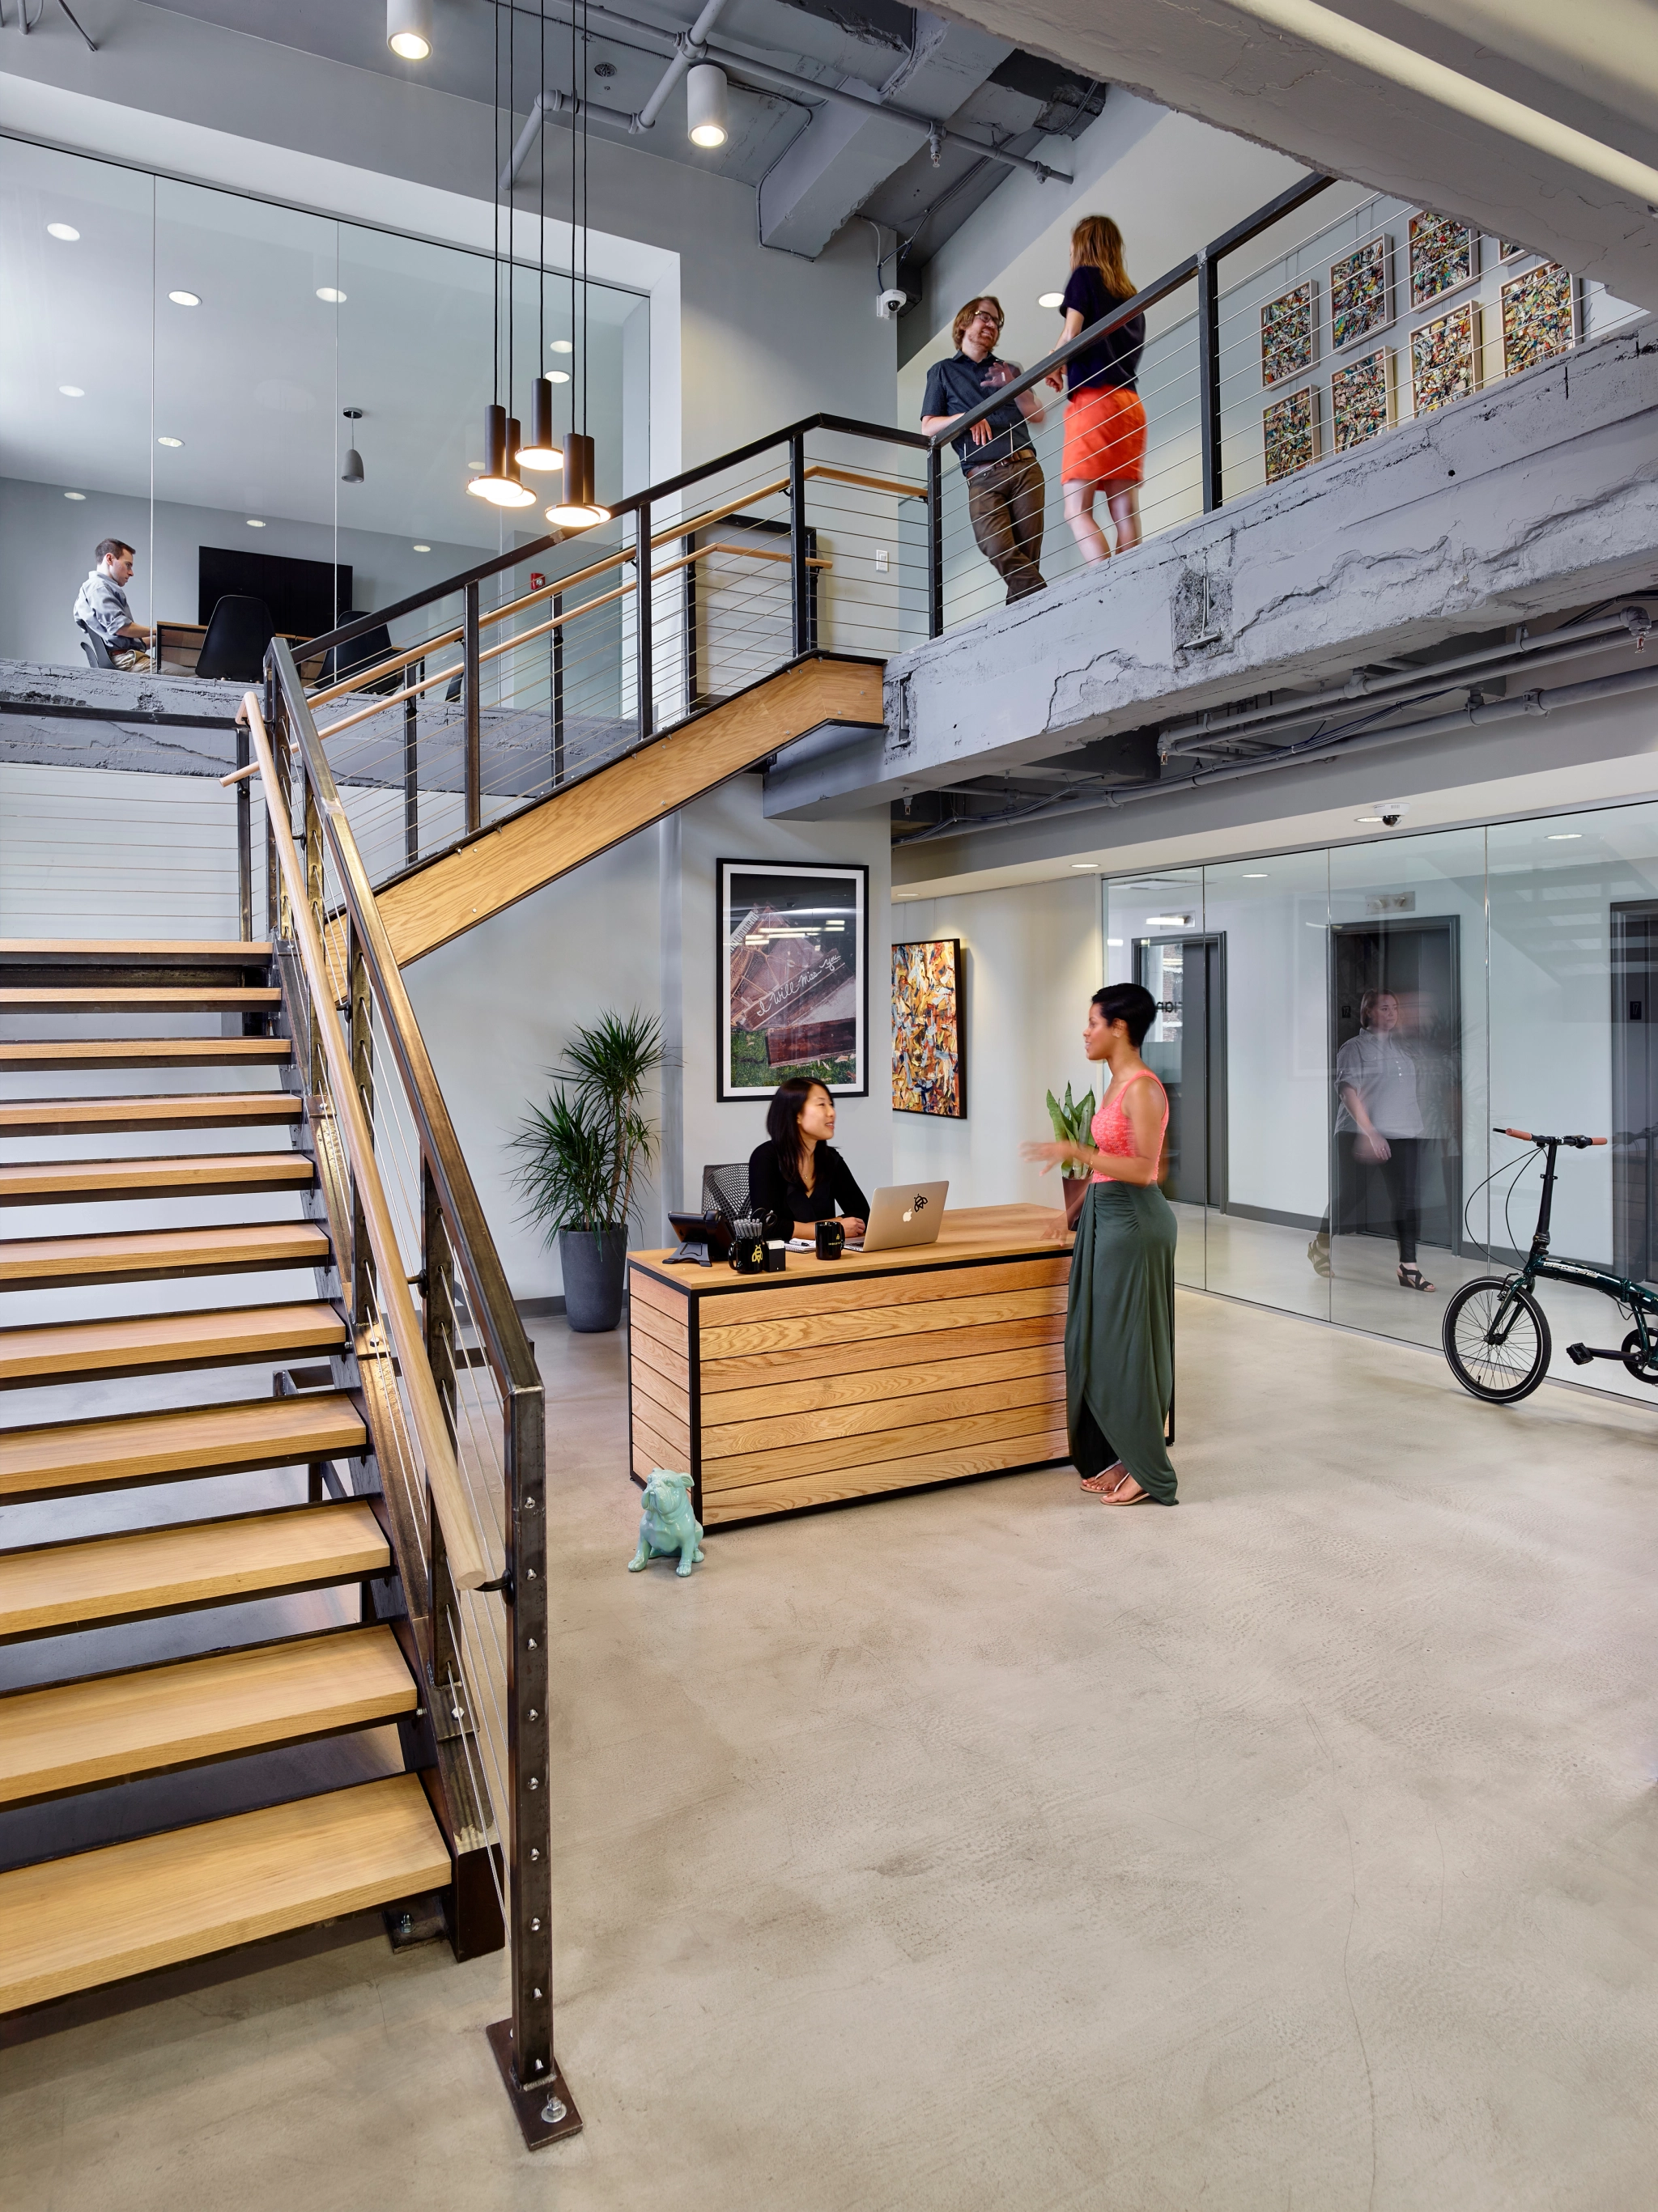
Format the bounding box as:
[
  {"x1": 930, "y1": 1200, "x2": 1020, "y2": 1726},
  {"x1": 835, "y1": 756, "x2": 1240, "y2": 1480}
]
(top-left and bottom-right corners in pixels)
[
  {"x1": 893, "y1": 657, "x2": 1658, "y2": 848},
  {"x1": 499, "y1": 0, "x2": 1071, "y2": 190}
]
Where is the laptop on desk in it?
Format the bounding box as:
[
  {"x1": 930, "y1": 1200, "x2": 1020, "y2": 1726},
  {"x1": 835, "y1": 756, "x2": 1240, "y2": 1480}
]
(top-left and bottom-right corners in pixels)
[{"x1": 846, "y1": 1181, "x2": 949, "y2": 1254}]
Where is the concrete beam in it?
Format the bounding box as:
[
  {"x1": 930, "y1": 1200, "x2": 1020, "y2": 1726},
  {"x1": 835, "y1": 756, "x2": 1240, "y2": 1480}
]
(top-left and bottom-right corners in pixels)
[{"x1": 775, "y1": 326, "x2": 1658, "y2": 835}]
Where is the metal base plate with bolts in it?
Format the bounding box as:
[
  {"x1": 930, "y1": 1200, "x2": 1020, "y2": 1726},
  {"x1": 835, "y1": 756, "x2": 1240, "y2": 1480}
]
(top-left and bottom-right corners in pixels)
[
  {"x1": 383, "y1": 1893, "x2": 448, "y2": 1951},
  {"x1": 486, "y1": 2019, "x2": 583, "y2": 2150}
]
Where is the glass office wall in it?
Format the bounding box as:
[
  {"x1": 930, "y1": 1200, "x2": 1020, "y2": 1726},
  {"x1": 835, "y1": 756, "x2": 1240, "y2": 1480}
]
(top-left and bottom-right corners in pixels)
[
  {"x1": 0, "y1": 133, "x2": 648, "y2": 667},
  {"x1": 1106, "y1": 799, "x2": 1658, "y2": 1401}
]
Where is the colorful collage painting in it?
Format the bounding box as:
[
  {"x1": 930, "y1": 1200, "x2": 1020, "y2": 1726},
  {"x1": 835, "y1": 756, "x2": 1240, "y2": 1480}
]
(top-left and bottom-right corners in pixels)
[
  {"x1": 1329, "y1": 238, "x2": 1391, "y2": 352},
  {"x1": 891, "y1": 939, "x2": 965, "y2": 1119},
  {"x1": 1411, "y1": 302, "x2": 1480, "y2": 415},
  {"x1": 1502, "y1": 262, "x2": 1574, "y2": 376},
  {"x1": 1331, "y1": 349, "x2": 1392, "y2": 452},
  {"x1": 1263, "y1": 386, "x2": 1319, "y2": 482},
  {"x1": 1408, "y1": 212, "x2": 1477, "y2": 309},
  {"x1": 1260, "y1": 280, "x2": 1316, "y2": 387}
]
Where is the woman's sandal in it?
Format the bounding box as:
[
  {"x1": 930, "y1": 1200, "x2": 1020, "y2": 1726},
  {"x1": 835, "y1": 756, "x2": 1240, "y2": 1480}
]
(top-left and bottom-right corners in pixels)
[
  {"x1": 1100, "y1": 1473, "x2": 1152, "y2": 1505},
  {"x1": 1398, "y1": 1263, "x2": 1436, "y2": 1293},
  {"x1": 1079, "y1": 1463, "x2": 1125, "y2": 1496}
]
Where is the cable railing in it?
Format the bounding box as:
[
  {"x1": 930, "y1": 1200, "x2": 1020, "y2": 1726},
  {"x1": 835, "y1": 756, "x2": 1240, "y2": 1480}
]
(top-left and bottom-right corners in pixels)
[{"x1": 242, "y1": 646, "x2": 576, "y2": 2148}]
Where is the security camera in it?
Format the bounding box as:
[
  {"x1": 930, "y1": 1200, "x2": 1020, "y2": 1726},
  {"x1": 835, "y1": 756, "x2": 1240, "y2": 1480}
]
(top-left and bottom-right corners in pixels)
[
  {"x1": 877, "y1": 287, "x2": 907, "y2": 321},
  {"x1": 1357, "y1": 799, "x2": 1410, "y2": 829},
  {"x1": 1380, "y1": 811, "x2": 1403, "y2": 827}
]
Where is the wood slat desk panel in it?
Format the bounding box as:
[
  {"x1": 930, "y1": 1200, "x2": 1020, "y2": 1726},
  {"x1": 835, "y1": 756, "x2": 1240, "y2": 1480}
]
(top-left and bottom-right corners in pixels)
[{"x1": 627, "y1": 1205, "x2": 1074, "y2": 1524}]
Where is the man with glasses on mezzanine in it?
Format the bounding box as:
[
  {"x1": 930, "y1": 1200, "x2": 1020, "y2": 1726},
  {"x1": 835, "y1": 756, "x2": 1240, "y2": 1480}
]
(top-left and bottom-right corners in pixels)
[
  {"x1": 73, "y1": 538, "x2": 154, "y2": 671},
  {"x1": 921, "y1": 295, "x2": 1048, "y2": 605}
]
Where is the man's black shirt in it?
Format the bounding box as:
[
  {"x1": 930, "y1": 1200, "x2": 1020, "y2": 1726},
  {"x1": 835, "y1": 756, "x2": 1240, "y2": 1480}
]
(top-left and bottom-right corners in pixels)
[{"x1": 921, "y1": 350, "x2": 1033, "y2": 476}]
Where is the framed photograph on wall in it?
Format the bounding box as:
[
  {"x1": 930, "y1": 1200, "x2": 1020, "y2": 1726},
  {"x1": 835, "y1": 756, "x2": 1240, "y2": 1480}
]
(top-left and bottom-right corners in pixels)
[
  {"x1": 717, "y1": 860, "x2": 869, "y2": 1100},
  {"x1": 1502, "y1": 262, "x2": 1575, "y2": 376},
  {"x1": 1263, "y1": 384, "x2": 1320, "y2": 482},
  {"x1": 1330, "y1": 346, "x2": 1394, "y2": 452},
  {"x1": 1329, "y1": 236, "x2": 1392, "y2": 353},
  {"x1": 1410, "y1": 301, "x2": 1481, "y2": 416},
  {"x1": 1260, "y1": 279, "x2": 1317, "y2": 387},
  {"x1": 891, "y1": 938, "x2": 966, "y2": 1119},
  {"x1": 1408, "y1": 211, "x2": 1478, "y2": 309}
]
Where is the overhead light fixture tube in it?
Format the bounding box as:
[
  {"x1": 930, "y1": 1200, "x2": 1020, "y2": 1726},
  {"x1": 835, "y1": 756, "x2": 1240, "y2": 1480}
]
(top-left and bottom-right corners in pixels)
[
  {"x1": 517, "y1": 377, "x2": 564, "y2": 471},
  {"x1": 469, "y1": 403, "x2": 536, "y2": 507},
  {"x1": 687, "y1": 63, "x2": 729, "y2": 148},
  {"x1": 550, "y1": 432, "x2": 610, "y2": 528},
  {"x1": 387, "y1": 0, "x2": 432, "y2": 61}
]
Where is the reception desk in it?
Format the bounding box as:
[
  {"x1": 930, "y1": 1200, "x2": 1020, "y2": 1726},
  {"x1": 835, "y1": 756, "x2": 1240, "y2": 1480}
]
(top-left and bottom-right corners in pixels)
[{"x1": 627, "y1": 1204, "x2": 1075, "y2": 1526}]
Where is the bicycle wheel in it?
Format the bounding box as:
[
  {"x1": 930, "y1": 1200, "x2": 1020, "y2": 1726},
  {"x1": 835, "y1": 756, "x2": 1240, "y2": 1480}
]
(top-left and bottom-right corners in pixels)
[{"x1": 1443, "y1": 1276, "x2": 1551, "y2": 1403}]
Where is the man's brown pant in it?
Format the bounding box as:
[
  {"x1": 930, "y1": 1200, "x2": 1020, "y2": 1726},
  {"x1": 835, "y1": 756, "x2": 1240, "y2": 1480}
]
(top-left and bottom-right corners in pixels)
[{"x1": 965, "y1": 449, "x2": 1046, "y2": 602}]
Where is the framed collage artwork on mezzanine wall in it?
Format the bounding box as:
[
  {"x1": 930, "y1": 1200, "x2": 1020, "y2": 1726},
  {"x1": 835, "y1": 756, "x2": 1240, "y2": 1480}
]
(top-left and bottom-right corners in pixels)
[
  {"x1": 891, "y1": 938, "x2": 966, "y2": 1119},
  {"x1": 717, "y1": 860, "x2": 869, "y2": 1101}
]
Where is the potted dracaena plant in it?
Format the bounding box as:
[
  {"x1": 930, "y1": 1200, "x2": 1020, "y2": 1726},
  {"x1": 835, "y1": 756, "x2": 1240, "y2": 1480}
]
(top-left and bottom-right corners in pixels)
[
  {"x1": 1045, "y1": 1080, "x2": 1097, "y2": 1229},
  {"x1": 511, "y1": 1011, "x2": 669, "y2": 1332}
]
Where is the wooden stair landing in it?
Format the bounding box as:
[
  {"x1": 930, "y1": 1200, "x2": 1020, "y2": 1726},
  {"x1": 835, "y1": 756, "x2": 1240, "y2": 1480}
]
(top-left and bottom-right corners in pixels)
[
  {"x1": 0, "y1": 1774, "x2": 449, "y2": 2012},
  {"x1": 0, "y1": 1393, "x2": 368, "y2": 1504},
  {"x1": 0, "y1": 1624, "x2": 417, "y2": 1804},
  {"x1": 0, "y1": 1501, "x2": 389, "y2": 1640}
]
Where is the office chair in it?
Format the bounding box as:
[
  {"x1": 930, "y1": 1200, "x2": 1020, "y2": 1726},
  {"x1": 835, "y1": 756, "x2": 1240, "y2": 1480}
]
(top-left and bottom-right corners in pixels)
[
  {"x1": 76, "y1": 619, "x2": 117, "y2": 672},
  {"x1": 320, "y1": 614, "x2": 399, "y2": 694},
  {"x1": 196, "y1": 594, "x2": 274, "y2": 682},
  {"x1": 702, "y1": 1163, "x2": 759, "y2": 1225}
]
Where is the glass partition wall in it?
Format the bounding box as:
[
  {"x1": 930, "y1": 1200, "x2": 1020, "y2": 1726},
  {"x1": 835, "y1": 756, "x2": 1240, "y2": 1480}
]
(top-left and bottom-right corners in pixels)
[
  {"x1": 0, "y1": 133, "x2": 648, "y2": 669},
  {"x1": 1105, "y1": 800, "x2": 1658, "y2": 1402}
]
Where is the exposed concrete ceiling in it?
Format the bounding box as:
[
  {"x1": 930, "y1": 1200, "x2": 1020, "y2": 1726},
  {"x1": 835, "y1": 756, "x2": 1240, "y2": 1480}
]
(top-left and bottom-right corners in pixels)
[
  {"x1": 924, "y1": 0, "x2": 1658, "y2": 312},
  {"x1": 142, "y1": 0, "x2": 1104, "y2": 289}
]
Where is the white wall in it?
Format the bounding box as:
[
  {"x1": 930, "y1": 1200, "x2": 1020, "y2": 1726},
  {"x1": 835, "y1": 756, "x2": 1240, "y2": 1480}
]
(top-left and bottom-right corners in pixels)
[
  {"x1": 890, "y1": 876, "x2": 1101, "y2": 1210},
  {"x1": 0, "y1": 476, "x2": 487, "y2": 666}
]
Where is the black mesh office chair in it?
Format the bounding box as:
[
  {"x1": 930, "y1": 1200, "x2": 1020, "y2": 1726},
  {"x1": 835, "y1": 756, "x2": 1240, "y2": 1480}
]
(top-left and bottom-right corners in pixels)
[
  {"x1": 196, "y1": 594, "x2": 274, "y2": 682},
  {"x1": 76, "y1": 619, "x2": 117, "y2": 671},
  {"x1": 320, "y1": 614, "x2": 398, "y2": 693},
  {"x1": 703, "y1": 1163, "x2": 759, "y2": 1225}
]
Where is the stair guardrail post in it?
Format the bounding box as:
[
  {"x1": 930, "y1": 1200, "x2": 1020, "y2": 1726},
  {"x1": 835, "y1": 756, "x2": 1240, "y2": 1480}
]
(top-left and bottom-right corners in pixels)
[
  {"x1": 926, "y1": 441, "x2": 944, "y2": 640},
  {"x1": 463, "y1": 580, "x2": 482, "y2": 836},
  {"x1": 636, "y1": 499, "x2": 653, "y2": 740},
  {"x1": 551, "y1": 597, "x2": 564, "y2": 790},
  {"x1": 404, "y1": 660, "x2": 420, "y2": 867},
  {"x1": 789, "y1": 434, "x2": 810, "y2": 656},
  {"x1": 1197, "y1": 244, "x2": 1222, "y2": 512}
]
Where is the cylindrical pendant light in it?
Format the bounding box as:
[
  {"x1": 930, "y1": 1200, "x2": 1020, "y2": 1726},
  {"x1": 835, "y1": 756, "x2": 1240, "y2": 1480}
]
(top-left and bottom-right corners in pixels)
[
  {"x1": 517, "y1": 376, "x2": 563, "y2": 472},
  {"x1": 387, "y1": 0, "x2": 432, "y2": 60},
  {"x1": 469, "y1": 402, "x2": 535, "y2": 507},
  {"x1": 340, "y1": 405, "x2": 364, "y2": 484},
  {"x1": 687, "y1": 64, "x2": 729, "y2": 149},
  {"x1": 549, "y1": 431, "x2": 610, "y2": 528}
]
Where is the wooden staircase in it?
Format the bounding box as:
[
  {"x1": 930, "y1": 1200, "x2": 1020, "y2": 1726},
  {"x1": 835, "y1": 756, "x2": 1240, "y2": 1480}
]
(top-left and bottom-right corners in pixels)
[{"x1": 0, "y1": 940, "x2": 457, "y2": 2015}]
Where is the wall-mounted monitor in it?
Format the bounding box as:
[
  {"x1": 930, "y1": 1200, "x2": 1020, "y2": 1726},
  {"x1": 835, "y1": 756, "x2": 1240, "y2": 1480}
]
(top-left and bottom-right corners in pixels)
[{"x1": 198, "y1": 547, "x2": 351, "y2": 638}]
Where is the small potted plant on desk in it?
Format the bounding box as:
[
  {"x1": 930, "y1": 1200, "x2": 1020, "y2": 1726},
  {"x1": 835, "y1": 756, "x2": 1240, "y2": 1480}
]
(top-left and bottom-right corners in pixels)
[
  {"x1": 1045, "y1": 1081, "x2": 1096, "y2": 1229},
  {"x1": 511, "y1": 1011, "x2": 666, "y2": 1333}
]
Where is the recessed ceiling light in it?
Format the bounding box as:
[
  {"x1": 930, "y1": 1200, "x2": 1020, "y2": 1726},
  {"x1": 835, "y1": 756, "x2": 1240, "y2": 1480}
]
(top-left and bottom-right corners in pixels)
[
  {"x1": 168, "y1": 289, "x2": 201, "y2": 307},
  {"x1": 157, "y1": 435, "x2": 184, "y2": 448},
  {"x1": 1106, "y1": 936, "x2": 1123, "y2": 946},
  {"x1": 47, "y1": 222, "x2": 79, "y2": 241},
  {"x1": 1038, "y1": 290, "x2": 1064, "y2": 308},
  {"x1": 1243, "y1": 871, "x2": 1268, "y2": 878},
  {"x1": 1070, "y1": 862, "x2": 1099, "y2": 869},
  {"x1": 466, "y1": 461, "x2": 483, "y2": 472},
  {"x1": 246, "y1": 517, "x2": 266, "y2": 528},
  {"x1": 412, "y1": 543, "x2": 432, "y2": 552},
  {"x1": 387, "y1": 0, "x2": 432, "y2": 59},
  {"x1": 316, "y1": 287, "x2": 346, "y2": 304},
  {"x1": 1356, "y1": 814, "x2": 1383, "y2": 823},
  {"x1": 58, "y1": 384, "x2": 84, "y2": 398},
  {"x1": 551, "y1": 338, "x2": 573, "y2": 353},
  {"x1": 63, "y1": 490, "x2": 86, "y2": 500},
  {"x1": 1546, "y1": 831, "x2": 1582, "y2": 840},
  {"x1": 548, "y1": 370, "x2": 571, "y2": 384},
  {"x1": 1146, "y1": 913, "x2": 1192, "y2": 927}
]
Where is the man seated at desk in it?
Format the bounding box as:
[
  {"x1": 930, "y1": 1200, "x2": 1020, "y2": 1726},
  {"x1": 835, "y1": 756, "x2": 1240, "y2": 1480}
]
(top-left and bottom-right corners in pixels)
[
  {"x1": 73, "y1": 538, "x2": 153, "y2": 670},
  {"x1": 748, "y1": 1076, "x2": 869, "y2": 1242}
]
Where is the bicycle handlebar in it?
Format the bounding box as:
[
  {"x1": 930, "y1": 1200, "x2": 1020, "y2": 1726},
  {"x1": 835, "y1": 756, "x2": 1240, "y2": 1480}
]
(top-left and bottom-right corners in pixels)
[{"x1": 1494, "y1": 1127, "x2": 1607, "y2": 1147}]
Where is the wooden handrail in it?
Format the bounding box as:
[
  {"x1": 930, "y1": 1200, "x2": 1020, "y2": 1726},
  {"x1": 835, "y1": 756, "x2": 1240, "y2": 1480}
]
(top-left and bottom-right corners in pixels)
[{"x1": 239, "y1": 690, "x2": 491, "y2": 1594}]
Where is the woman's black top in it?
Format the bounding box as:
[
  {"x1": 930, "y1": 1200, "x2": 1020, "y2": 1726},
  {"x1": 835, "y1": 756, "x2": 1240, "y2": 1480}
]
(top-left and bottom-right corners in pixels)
[
  {"x1": 1059, "y1": 265, "x2": 1146, "y2": 396},
  {"x1": 746, "y1": 1140, "x2": 869, "y2": 1236}
]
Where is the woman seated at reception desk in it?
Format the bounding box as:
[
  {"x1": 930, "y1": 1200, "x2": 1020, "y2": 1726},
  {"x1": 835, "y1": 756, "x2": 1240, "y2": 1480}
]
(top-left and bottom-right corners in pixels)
[{"x1": 747, "y1": 1076, "x2": 869, "y2": 1241}]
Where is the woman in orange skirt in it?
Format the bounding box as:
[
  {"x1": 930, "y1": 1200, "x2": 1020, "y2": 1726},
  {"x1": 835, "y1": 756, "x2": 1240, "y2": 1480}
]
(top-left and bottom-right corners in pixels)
[{"x1": 1047, "y1": 214, "x2": 1147, "y2": 564}]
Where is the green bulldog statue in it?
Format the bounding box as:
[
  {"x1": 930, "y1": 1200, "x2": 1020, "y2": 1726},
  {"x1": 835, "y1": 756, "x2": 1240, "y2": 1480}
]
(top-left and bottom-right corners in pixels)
[{"x1": 627, "y1": 1467, "x2": 705, "y2": 1577}]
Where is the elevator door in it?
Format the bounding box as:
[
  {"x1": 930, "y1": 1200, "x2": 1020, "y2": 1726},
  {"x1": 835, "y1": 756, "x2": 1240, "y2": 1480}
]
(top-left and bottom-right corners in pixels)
[
  {"x1": 1329, "y1": 916, "x2": 1462, "y2": 1255},
  {"x1": 1134, "y1": 934, "x2": 1227, "y2": 1210},
  {"x1": 1612, "y1": 902, "x2": 1658, "y2": 1282}
]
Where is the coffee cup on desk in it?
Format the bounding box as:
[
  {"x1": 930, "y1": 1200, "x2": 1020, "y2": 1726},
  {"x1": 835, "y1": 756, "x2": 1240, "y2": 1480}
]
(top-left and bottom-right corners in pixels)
[{"x1": 814, "y1": 1219, "x2": 845, "y2": 1260}]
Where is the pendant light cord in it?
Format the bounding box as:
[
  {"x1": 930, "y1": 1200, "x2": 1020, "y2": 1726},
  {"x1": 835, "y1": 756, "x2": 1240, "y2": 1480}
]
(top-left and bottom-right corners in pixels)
[
  {"x1": 491, "y1": 0, "x2": 501, "y2": 407},
  {"x1": 538, "y1": 0, "x2": 546, "y2": 369},
  {"x1": 581, "y1": 0, "x2": 589, "y2": 438},
  {"x1": 507, "y1": 0, "x2": 516, "y2": 410}
]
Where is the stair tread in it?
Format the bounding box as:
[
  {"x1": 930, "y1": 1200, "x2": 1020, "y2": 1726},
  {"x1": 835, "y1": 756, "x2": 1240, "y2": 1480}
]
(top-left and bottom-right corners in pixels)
[
  {"x1": 0, "y1": 940, "x2": 274, "y2": 962},
  {"x1": 0, "y1": 1501, "x2": 389, "y2": 1638},
  {"x1": 0, "y1": 1301, "x2": 345, "y2": 1388},
  {"x1": 0, "y1": 1223, "x2": 331, "y2": 1288},
  {"x1": 0, "y1": 988, "x2": 281, "y2": 1012},
  {"x1": 0, "y1": 1393, "x2": 367, "y2": 1501},
  {"x1": 0, "y1": 1041, "x2": 291, "y2": 1068},
  {"x1": 0, "y1": 1095, "x2": 300, "y2": 1137},
  {"x1": 0, "y1": 1624, "x2": 413, "y2": 1803},
  {"x1": 0, "y1": 1773, "x2": 448, "y2": 2011},
  {"x1": 0, "y1": 1153, "x2": 312, "y2": 1201}
]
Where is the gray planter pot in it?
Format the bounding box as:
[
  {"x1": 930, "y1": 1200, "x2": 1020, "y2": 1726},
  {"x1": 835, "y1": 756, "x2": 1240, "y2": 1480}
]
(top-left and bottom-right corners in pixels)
[{"x1": 559, "y1": 1225, "x2": 629, "y2": 1332}]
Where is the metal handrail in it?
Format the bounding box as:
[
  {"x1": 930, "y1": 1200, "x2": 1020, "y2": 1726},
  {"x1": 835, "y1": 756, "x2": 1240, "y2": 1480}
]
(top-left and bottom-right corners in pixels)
[{"x1": 240, "y1": 687, "x2": 492, "y2": 1593}]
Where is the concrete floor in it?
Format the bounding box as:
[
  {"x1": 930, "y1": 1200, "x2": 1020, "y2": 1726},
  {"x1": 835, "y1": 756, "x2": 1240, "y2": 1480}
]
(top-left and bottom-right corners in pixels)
[{"x1": 5, "y1": 1291, "x2": 1658, "y2": 2210}]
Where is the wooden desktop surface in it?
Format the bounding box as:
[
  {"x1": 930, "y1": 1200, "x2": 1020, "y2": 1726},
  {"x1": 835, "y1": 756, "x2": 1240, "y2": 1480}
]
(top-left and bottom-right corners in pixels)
[{"x1": 627, "y1": 1204, "x2": 1076, "y2": 1526}]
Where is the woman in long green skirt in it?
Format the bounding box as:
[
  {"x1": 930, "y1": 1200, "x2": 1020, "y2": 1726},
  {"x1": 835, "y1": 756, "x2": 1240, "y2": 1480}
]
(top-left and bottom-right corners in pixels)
[{"x1": 1024, "y1": 982, "x2": 1178, "y2": 1506}]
